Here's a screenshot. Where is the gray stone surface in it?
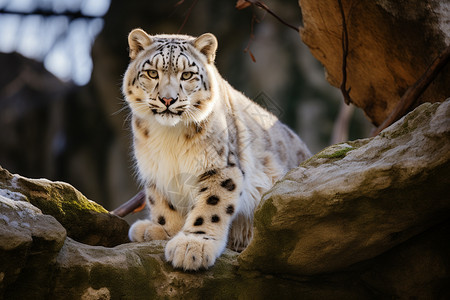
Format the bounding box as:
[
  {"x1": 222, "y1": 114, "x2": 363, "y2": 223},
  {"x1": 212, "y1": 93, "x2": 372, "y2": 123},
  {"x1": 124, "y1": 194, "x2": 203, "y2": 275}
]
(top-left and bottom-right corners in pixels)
[
  {"x1": 240, "y1": 99, "x2": 450, "y2": 276},
  {"x1": 0, "y1": 195, "x2": 66, "y2": 297},
  {"x1": 0, "y1": 166, "x2": 129, "y2": 247},
  {"x1": 1, "y1": 100, "x2": 449, "y2": 299}
]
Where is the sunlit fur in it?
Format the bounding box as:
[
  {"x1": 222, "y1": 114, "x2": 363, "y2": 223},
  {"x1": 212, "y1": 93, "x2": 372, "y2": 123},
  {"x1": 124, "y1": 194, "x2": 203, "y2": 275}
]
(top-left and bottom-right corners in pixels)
[{"x1": 123, "y1": 29, "x2": 311, "y2": 271}]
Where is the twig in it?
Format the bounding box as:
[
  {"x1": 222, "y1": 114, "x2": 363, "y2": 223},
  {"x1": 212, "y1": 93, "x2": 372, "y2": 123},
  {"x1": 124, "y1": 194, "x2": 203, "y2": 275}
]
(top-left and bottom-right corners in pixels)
[
  {"x1": 110, "y1": 190, "x2": 146, "y2": 217},
  {"x1": 0, "y1": 8, "x2": 99, "y2": 20},
  {"x1": 236, "y1": 0, "x2": 299, "y2": 33},
  {"x1": 243, "y1": 14, "x2": 259, "y2": 62},
  {"x1": 251, "y1": 1, "x2": 299, "y2": 33},
  {"x1": 338, "y1": 0, "x2": 352, "y2": 105},
  {"x1": 372, "y1": 45, "x2": 450, "y2": 136},
  {"x1": 177, "y1": 0, "x2": 199, "y2": 34}
]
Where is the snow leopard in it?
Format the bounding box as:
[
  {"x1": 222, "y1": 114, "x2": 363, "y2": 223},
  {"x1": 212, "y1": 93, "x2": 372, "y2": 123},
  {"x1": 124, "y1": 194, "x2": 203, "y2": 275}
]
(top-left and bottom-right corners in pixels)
[{"x1": 122, "y1": 28, "x2": 311, "y2": 271}]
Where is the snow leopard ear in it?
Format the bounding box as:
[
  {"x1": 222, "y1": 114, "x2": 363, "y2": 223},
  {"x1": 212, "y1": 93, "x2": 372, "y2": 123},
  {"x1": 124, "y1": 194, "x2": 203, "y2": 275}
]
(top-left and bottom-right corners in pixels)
[
  {"x1": 193, "y1": 33, "x2": 218, "y2": 64},
  {"x1": 128, "y1": 28, "x2": 153, "y2": 60}
]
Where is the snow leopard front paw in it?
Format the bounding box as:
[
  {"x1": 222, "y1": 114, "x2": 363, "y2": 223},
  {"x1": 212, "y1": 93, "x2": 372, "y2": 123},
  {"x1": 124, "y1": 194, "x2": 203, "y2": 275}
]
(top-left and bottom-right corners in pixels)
[
  {"x1": 128, "y1": 219, "x2": 169, "y2": 242},
  {"x1": 165, "y1": 231, "x2": 226, "y2": 271}
]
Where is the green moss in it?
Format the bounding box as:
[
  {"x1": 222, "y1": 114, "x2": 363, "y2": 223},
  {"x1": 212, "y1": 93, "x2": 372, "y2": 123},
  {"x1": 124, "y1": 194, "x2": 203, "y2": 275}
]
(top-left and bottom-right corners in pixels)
[
  {"x1": 55, "y1": 185, "x2": 107, "y2": 214},
  {"x1": 300, "y1": 140, "x2": 370, "y2": 168},
  {"x1": 313, "y1": 143, "x2": 356, "y2": 161},
  {"x1": 316, "y1": 146, "x2": 354, "y2": 159},
  {"x1": 254, "y1": 197, "x2": 277, "y2": 228},
  {"x1": 12, "y1": 177, "x2": 107, "y2": 221},
  {"x1": 380, "y1": 102, "x2": 439, "y2": 139}
]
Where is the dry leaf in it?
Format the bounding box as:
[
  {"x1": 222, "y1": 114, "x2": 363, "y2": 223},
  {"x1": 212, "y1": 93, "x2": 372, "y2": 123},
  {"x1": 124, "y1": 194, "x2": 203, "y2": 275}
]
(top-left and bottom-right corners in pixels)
[
  {"x1": 236, "y1": 0, "x2": 251, "y2": 10},
  {"x1": 248, "y1": 50, "x2": 256, "y2": 62}
]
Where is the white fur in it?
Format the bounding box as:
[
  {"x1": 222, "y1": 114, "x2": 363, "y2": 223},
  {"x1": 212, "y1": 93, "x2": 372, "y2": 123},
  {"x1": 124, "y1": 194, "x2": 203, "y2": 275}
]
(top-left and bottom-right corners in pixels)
[{"x1": 123, "y1": 29, "x2": 311, "y2": 270}]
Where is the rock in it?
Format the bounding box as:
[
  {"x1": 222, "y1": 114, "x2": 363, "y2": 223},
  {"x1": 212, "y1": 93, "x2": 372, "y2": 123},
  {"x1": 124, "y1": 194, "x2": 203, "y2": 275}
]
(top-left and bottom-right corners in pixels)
[
  {"x1": 239, "y1": 99, "x2": 450, "y2": 276},
  {"x1": 360, "y1": 220, "x2": 450, "y2": 298},
  {"x1": 2, "y1": 100, "x2": 449, "y2": 298},
  {"x1": 51, "y1": 239, "x2": 239, "y2": 299},
  {"x1": 0, "y1": 195, "x2": 66, "y2": 298},
  {"x1": 0, "y1": 167, "x2": 129, "y2": 247},
  {"x1": 33, "y1": 238, "x2": 368, "y2": 299},
  {"x1": 0, "y1": 175, "x2": 368, "y2": 300},
  {"x1": 299, "y1": 0, "x2": 450, "y2": 126}
]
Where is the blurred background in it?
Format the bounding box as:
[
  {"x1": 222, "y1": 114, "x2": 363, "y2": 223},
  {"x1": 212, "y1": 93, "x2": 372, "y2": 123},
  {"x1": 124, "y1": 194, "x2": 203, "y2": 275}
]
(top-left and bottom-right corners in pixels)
[{"x1": 0, "y1": 0, "x2": 373, "y2": 215}]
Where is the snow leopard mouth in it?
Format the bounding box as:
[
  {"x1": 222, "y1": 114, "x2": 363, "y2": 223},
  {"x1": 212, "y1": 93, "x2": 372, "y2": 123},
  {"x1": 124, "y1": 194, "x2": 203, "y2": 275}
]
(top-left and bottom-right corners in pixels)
[{"x1": 152, "y1": 108, "x2": 183, "y2": 116}]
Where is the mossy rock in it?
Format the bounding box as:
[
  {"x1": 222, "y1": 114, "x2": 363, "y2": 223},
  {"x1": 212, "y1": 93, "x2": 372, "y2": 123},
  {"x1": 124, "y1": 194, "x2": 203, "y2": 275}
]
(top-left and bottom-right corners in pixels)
[
  {"x1": 240, "y1": 99, "x2": 450, "y2": 279},
  {"x1": 0, "y1": 166, "x2": 129, "y2": 247}
]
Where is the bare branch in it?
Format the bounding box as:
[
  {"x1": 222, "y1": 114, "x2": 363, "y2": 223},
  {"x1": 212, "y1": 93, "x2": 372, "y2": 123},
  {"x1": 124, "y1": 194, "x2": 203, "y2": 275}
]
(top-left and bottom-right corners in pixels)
[
  {"x1": 177, "y1": 0, "x2": 199, "y2": 34},
  {"x1": 338, "y1": 0, "x2": 352, "y2": 105},
  {"x1": 372, "y1": 45, "x2": 450, "y2": 136},
  {"x1": 243, "y1": 14, "x2": 259, "y2": 62},
  {"x1": 0, "y1": 8, "x2": 99, "y2": 20},
  {"x1": 111, "y1": 190, "x2": 146, "y2": 217},
  {"x1": 236, "y1": 0, "x2": 299, "y2": 33}
]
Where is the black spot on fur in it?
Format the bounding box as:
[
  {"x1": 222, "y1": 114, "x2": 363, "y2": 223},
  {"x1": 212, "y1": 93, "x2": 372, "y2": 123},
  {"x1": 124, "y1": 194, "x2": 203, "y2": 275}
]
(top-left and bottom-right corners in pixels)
[
  {"x1": 158, "y1": 216, "x2": 166, "y2": 225},
  {"x1": 220, "y1": 179, "x2": 236, "y2": 191},
  {"x1": 135, "y1": 97, "x2": 142, "y2": 102},
  {"x1": 134, "y1": 118, "x2": 142, "y2": 129},
  {"x1": 200, "y1": 74, "x2": 206, "y2": 90},
  {"x1": 227, "y1": 152, "x2": 237, "y2": 167},
  {"x1": 217, "y1": 147, "x2": 225, "y2": 156},
  {"x1": 199, "y1": 187, "x2": 208, "y2": 193},
  {"x1": 148, "y1": 196, "x2": 155, "y2": 205},
  {"x1": 198, "y1": 169, "x2": 217, "y2": 181},
  {"x1": 206, "y1": 195, "x2": 220, "y2": 205},
  {"x1": 211, "y1": 215, "x2": 220, "y2": 223},
  {"x1": 192, "y1": 256, "x2": 196, "y2": 262},
  {"x1": 194, "y1": 231, "x2": 206, "y2": 235},
  {"x1": 194, "y1": 217, "x2": 204, "y2": 226},
  {"x1": 168, "y1": 203, "x2": 176, "y2": 211},
  {"x1": 195, "y1": 123, "x2": 203, "y2": 134},
  {"x1": 226, "y1": 205, "x2": 235, "y2": 215}
]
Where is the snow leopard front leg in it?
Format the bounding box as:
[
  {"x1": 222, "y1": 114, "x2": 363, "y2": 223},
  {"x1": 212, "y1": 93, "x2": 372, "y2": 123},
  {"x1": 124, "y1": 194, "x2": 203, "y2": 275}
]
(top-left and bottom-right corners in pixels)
[
  {"x1": 165, "y1": 166, "x2": 243, "y2": 270},
  {"x1": 129, "y1": 184, "x2": 184, "y2": 242}
]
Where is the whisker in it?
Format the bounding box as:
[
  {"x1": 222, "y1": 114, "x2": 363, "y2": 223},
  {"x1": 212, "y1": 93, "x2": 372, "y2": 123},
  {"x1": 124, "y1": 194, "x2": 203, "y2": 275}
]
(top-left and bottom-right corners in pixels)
[
  {"x1": 185, "y1": 105, "x2": 202, "y2": 124},
  {"x1": 112, "y1": 104, "x2": 130, "y2": 116}
]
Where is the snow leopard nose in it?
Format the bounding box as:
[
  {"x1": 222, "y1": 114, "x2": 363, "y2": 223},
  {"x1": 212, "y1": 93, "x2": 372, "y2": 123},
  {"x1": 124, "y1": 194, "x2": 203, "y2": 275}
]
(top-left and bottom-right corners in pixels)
[{"x1": 159, "y1": 97, "x2": 177, "y2": 107}]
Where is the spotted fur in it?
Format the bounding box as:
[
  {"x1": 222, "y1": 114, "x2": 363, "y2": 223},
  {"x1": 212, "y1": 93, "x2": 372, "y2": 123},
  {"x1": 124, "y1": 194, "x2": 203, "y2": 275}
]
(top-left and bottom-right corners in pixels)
[{"x1": 123, "y1": 28, "x2": 311, "y2": 271}]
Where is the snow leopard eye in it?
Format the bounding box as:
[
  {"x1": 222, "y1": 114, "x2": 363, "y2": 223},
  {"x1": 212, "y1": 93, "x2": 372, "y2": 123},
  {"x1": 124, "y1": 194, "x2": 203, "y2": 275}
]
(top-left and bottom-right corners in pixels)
[
  {"x1": 181, "y1": 72, "x2": 193, "y2": 80},
  {"x1": 146, "y1": 70, "x2": 158, "y2": 79}
]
